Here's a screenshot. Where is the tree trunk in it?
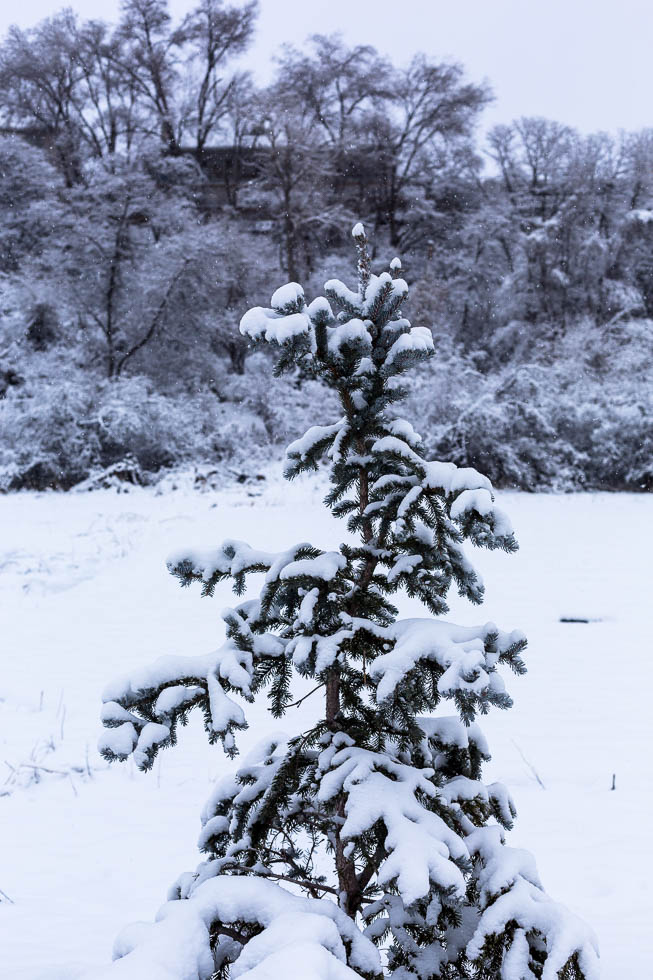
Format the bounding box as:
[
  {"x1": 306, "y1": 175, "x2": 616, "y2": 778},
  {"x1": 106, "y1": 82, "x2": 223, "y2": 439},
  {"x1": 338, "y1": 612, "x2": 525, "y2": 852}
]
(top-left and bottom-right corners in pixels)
[
  {"x1": 284, "y1": 215, "x2": 298, "y2": 283},
  {"x1": 225, "y1": 340, "x2": 248, "y2": 375}
]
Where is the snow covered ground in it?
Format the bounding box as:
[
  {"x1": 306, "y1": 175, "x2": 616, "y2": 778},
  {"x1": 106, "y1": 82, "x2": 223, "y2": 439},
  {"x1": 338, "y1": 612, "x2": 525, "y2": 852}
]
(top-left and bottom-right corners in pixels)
[{"x1": 0, "y1": 473, "x2": 651, "y2": 978}]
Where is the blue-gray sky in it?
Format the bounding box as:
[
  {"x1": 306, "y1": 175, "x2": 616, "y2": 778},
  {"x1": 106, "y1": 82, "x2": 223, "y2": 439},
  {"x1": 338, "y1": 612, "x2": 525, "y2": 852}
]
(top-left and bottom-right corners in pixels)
[{"x1": 2, "y1": 0, "x2": 652, "y2": 135}]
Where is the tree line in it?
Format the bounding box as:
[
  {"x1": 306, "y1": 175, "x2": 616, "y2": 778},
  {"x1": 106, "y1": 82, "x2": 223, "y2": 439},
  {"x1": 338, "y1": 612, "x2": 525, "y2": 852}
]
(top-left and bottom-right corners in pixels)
[{"x1": 0, "y1": 0, "x2": 651, "y2": 491}]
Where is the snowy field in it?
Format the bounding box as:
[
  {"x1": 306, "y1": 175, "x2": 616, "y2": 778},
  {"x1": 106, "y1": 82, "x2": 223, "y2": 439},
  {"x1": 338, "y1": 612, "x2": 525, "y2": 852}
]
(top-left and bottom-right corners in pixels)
[{"x1": 0, "y1": 474, "x2": 651, "y2": 978}]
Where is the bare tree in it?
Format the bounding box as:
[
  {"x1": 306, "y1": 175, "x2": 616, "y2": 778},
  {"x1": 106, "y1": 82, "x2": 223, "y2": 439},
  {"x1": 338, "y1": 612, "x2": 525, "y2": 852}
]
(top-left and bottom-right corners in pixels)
[
  {"x1": 368, "y1": 56, "x2": 490, "y2": 245},
  {"x1": 21, "y1": 160, "x2": 199, "y2": 377},
  {"x1": 114, "y1": 0, "x2": 184, "y2": 153},
  {"x1": 250, "y1": 80, "x2": 353, "y2": 282},
  {"x1": 71, "y1": 19, "x2": 144, "y2": 159},
  {"x1": 0, "y1": 11, "x2": 84, "y2": 183},
  {"x1": 179, "y1": 0, "x2": 257, "y2": 152},
  {"x1": 112, "y1": 0, "x2": 257, "y2": 155},
  {"x1": 275, "y1": 34, "x2": 391, "y2": 155}
]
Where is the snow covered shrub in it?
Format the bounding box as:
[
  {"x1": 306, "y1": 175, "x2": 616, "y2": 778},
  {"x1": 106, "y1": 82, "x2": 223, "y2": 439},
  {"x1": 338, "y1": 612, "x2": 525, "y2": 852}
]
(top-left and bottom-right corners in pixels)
[
  {"x1": 221, "y1": 352, "x2": 340, "y2": 445},
  {"x1": 0, "y1": 346, "x2": 339, "y2": 492},
  {"x1": 560, "y1": 394, "x2": 653, "y2": 491},
  {"x1": 92, "y1": 376, "x2": 207, "y2": 472},
  {"x1": 0, "y1": 366, "x2": 99, "y2": 490},
  {"x1": 0, "y1": 369, "x2": 191, "y2": 489},
  {"x1": 405, "y1": 358, "x2": 583, "y2": 492},
  {"x1": 88, "y1": 373, "x2": 298, "y2": 478},
  {"x1": 404, "y1": 310, "x2": 653, "y2": 492},
  {"x1": 554, "y1": 317, "x2": 653, "y2": 490},
  {"x1": 0, "y1": 135, "x2": 62, "y2": 273},
  {"x1": 97, "y1": 224, "x2": 598, "y2": 979}
]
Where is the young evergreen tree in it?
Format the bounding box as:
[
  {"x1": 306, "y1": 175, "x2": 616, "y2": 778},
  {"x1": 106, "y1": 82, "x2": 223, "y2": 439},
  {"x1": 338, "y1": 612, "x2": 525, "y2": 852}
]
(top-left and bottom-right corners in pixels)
[{"x1": 97, "y1": 223, "x2": 599, "y2": 979}]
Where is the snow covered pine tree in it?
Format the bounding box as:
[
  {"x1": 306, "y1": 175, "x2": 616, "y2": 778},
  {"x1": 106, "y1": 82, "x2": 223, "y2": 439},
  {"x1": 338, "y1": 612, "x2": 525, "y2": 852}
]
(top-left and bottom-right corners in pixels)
[{"x1": 97, "y1": 224, "x2": 599, "y2": 980}]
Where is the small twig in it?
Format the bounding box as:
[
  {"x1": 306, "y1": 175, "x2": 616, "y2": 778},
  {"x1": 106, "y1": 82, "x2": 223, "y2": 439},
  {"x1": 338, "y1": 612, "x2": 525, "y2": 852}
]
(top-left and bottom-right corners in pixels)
[
  {"x1": 611, "y1": 773, "x2": 616, "y2": 791},
  {"x1": 18, "y1": 763, "x2": 72, "y2": 777},
  {"x1": 287, "y1": 683, "x2": 325, "y2": 709},
  {"x1": 221, "y1": 855, "x2": 338, "y2": 898},
  {"x1": 0, "y1": 887, "x2": 14, "y2": 904},
  {"x1": 259, "y1": 870, "x2": 339, "y2": 896},
  {"x1": 511, "y1": 739, "x2": 546, "y2": 790}
]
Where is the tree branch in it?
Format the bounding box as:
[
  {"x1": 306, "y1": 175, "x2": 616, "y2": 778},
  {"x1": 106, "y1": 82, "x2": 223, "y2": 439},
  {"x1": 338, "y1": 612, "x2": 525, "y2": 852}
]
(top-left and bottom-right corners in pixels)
[{"x1": 115, "y1": 259, "x2": 189, "y2": 376}]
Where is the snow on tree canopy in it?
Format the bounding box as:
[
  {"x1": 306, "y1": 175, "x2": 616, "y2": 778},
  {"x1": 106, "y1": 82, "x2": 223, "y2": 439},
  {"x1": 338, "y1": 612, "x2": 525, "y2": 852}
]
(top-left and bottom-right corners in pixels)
[
  {"x1": 270, "y1": 281, "x2": 305, "y2": 312},
  {"x1": 102, "y1": 876, "x2": 382, "y2": 980},
  {"x1": 279, "y1": 551, "x2": 346, "y2": 582},
  {"x1": 94, "y1": 223, "x2": 598, "y2": 980},
  {"x1": 370, "y1": 619, "x2": 526, "y2": 712},
  {"x1": 239, "y1": 306, "x2": 315, "y2": 350}
]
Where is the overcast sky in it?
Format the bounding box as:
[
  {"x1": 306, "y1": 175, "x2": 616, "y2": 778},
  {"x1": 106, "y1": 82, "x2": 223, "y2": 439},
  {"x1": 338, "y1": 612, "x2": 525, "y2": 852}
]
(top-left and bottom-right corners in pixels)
[{"x1": 1, "y1": 0, "x2": 652, "y2": 135}]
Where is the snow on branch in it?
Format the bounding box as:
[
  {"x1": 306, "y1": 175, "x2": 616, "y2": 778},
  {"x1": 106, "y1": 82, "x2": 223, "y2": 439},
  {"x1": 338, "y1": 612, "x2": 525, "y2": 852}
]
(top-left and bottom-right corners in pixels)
[
  {"x1": 466, "y1": 827, "x2": 600, "y2": 980},
  {"x1": 101, "y1": 534, "x2": 356, "y2": 764},
  {"x1": 280, "y1": 552, "x2": 346, "y2": 582},
  {"x1": 239, "y1": 306, "x2": 316, "y2": 351},
  {"x1": 196, "y1": 733, "x2": 290, "y2": 859},
  {"x1": 167, "y1": 539, "x2": 322, "y2": 596},
  {"x1": 318, "y1": 733, "x2": 469, "y2": 907},
  {"x1": 383, "y1": 325, "x2": 434, "y2": 370},
  {"x1": 371, "y1": 619, "x2": 527, "y2": 721},
  {"x1": 99, "y1": 639, "x2": 259, "y2": 764},
  {"x1": 284, "y1": 419, "x2": 346, "y2": 477},
  {"x1": 371, "y1": 435, "x2": 517, "y2": 552},
  {"x1": 89, "y1": 876, "x2": 382, "y2": 980}
]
